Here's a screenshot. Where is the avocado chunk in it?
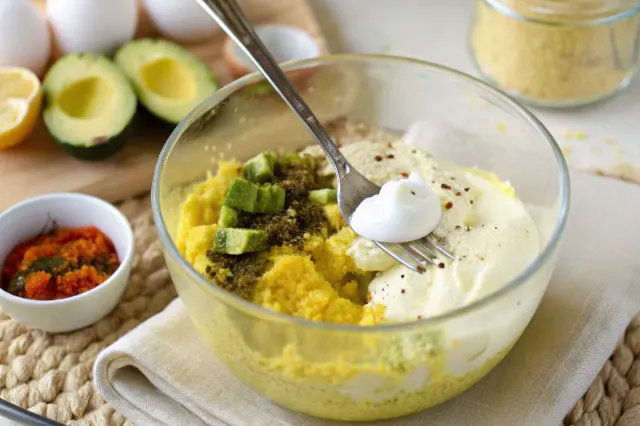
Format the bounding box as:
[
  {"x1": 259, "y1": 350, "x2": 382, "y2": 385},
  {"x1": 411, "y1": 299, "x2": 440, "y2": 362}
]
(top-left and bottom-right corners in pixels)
[
  {"x1": 214, "y1": 228, "x2": 268, "y2": 255},
  {"x1": 224, "y1": 178, "x2": 259, "y2": 212},
  {"x1": 263, "y1": 184, "x2": 286, "y2": 212},
  {"x1": 42, "y1": 53, "x2": 137, "y2": 161},
  {"x1": 309, "y1": 189, "x2": 337, "y2": 204},
  {"x1": 242, "y1": 151, "x2": 277, "y2": 183},
  {"x1": 218, "y1": 206, "x2": 238, "y2": 228},
  {"x1": 224, "y1": 178, "x2": 285, "y2": 213},
  {"x1": 279, "y1": 152, "x2": 316, "y2": 169},
  {"x1": 114, "y1": 38, "x2": 218, "y2": 124},
  {"x1": 254, "y1": 184, "x2": 286, "y2": 213}
]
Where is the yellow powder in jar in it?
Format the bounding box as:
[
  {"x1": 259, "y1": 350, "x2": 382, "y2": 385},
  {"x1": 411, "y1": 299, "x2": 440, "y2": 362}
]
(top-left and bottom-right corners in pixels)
[{"x1": 470, "y1": 0, "x2": 640, "y2": 106}]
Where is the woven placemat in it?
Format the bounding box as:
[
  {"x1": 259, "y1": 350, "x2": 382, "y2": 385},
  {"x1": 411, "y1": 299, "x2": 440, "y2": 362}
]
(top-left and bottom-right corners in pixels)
[{"x1": 0, "y1": 194, "x2": 637, "y2": 425}]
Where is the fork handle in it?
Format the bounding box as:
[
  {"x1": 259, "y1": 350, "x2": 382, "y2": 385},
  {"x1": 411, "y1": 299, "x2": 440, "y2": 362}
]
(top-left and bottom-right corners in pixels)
[{"x1": 196, "y1": 0, "x2": 352, "y2": 176}]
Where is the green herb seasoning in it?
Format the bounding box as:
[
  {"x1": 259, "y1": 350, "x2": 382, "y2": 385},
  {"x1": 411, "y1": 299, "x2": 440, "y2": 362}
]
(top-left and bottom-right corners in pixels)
[{"x1": 206, "y1": 151, "x2": 335, "y2": 299}]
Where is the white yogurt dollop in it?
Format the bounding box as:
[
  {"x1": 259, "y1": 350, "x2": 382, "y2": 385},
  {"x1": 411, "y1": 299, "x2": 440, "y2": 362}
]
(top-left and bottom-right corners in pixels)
[{"x1": 349, "y1": 172, "x2": 442, "y2": 243}]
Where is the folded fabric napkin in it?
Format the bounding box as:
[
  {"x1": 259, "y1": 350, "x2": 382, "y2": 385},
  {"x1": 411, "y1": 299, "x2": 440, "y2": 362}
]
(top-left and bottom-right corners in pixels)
[{"x1": 94, "y1": 169, "x2": 640, "y2": 426}]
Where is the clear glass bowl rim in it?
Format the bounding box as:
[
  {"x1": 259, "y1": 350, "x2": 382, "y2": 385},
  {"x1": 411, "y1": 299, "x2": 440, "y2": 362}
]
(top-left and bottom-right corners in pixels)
[{"x1": 151, "y1": 53, "x2": 571, "y2": 334}]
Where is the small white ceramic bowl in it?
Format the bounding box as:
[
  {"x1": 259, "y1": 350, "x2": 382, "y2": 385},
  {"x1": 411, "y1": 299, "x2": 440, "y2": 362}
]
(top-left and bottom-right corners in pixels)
[{"x1": 0, "y1": 193, "x2": 134, "y2": 333}]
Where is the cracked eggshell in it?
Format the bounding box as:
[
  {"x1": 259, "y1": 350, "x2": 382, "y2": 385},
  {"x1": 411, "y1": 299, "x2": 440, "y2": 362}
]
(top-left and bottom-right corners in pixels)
[
  {"x1": 223, "y1": 24, "x2": 321, "y2": 83},
  {"x1": 46, "y1": 0, "x2": 138, "y2": 56},
  {"x1": 0, "y1": 0, "x2": 51, "y2": 76},
  {"x1": 141, "y1": 0, "x2": 220, "y2": 43}
]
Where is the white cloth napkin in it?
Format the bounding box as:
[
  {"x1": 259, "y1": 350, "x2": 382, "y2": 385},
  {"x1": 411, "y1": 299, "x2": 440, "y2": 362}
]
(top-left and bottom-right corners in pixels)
[{"x1": 94, "y1": 169, "x2": 640, "y2": 426}]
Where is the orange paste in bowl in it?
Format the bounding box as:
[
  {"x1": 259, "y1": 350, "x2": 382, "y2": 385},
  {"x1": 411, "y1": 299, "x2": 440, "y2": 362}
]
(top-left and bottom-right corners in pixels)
[{"x1": 1, "y1": 225, "x2": 120, "y2": 300}]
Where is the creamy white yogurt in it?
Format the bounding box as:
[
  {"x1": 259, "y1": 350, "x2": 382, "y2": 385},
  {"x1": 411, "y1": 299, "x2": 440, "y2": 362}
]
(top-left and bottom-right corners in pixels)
[
  {"x1": 304, "y1": 130, "x2": 540, "y2": 324},
  {"x1": 300, "y1": 125, "x2": 547, "y2": 397},
  {"x1": 346, "y1": 237, "x2": 397, "y2": 271},
  {"x1": 365, "y1": 169, "x2": 539, "y2": 322},
  {"x1": 350, "y1": 172, "x2": 442, "y2": 243},
  {"x1": 305, "y1": 134, "x2": 540, "y2": 323}
]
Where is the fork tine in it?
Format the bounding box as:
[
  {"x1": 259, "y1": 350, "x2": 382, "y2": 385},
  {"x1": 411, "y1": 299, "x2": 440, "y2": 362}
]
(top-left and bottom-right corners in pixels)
[
  {"x1": 405, "y1": 243, "x2": 437, "y2": 266},
  {"x1": 414, "y1": 240, "x2": 438, "y2": 258},
  {"x1": 424, "y1": 237, "x2": 456, "y2": 260},
  {"x1": 374, "y1": 241, "x2": 425, "y2": 274},
  {"x1": 396, "y1": 244, "x2": 434, "y2": 271}
]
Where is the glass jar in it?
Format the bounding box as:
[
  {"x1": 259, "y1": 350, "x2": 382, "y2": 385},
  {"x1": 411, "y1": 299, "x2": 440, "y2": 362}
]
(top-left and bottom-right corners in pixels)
[{"x1": 469, "y1": 0, "x2": 640, "y2": 108}]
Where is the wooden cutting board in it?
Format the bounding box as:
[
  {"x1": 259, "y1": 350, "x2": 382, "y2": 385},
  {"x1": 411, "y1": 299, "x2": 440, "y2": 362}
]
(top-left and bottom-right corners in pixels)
[{"x1": 0, "y1": 0, "x2": 328, "y2": 212}]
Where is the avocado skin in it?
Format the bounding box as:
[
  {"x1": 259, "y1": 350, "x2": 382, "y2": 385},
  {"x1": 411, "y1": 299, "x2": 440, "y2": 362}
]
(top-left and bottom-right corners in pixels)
[
  {"x1": 54, "y1": 120, "x2": 134, "y2": 162},
  {"x1": 114, "y1": 38, "x2": 218, "y2": 125},
  {"x1": 42, "y1": 52, "x2": 138, "y2": 162}
]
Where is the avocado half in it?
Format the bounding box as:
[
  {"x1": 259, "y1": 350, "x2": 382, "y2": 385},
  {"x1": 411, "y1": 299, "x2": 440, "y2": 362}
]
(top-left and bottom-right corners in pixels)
[
  {"x1": 115, "y1": 39, "x2": 218, "y2": 125},
  {"x1": 43, "y1": 53, "x2": 137, "y2": 161}
]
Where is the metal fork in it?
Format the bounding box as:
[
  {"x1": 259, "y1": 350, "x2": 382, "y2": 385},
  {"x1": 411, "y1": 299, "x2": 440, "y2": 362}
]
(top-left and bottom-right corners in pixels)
[{"x1": 196, "y1": 0, "x2": 455, "y2": 273}]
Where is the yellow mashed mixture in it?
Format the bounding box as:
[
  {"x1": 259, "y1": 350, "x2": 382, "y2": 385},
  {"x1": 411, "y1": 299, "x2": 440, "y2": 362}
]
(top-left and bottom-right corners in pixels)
[
  {"x1": 176, "y1": 159, "x2": 384, "y2": 325},
  {"x1": 172, "y1": 157, "x2": 518, "y2": 421}
]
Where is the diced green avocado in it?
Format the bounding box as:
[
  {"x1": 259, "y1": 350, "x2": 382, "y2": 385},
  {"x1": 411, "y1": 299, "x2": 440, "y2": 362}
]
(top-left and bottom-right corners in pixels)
[
  {"x1": 224, "y1": 178, "x2": 259, "y2": 212},
  {"x1": 224, "y1": 178, "x2": 285, "y2": 213},
  {"x1": 214, "y1": 228, "x2": 268, "y2": 255},
  {"x1": 279, "y1": 153, "x2": 316, "y2": 169},
  {"x1": 261, "y1": 184, "x2": 286, "y2": 213},
  {"x1": 309, "y1": 189, "x2": 337, "y2": 204},
  {"x1": 114, "y1": 38, "x2": 218, "y2": 125},
  {"x1": 42, "y1": 53, "x2": 137, "y2": 161},
  {"x1": 218, "y1": 206, "x2": 238, "y2": 228},
  {"x1": 243, "y1": 151, "x2": 277, "y2": 183},
  {"x1": 254, "y1": 189, "x2": 270, "y2": 213}
]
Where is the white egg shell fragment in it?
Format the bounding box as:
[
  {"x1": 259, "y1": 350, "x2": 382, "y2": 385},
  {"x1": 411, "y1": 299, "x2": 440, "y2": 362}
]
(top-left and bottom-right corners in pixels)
[
  {"x1": 0, "y1": 0, "x2": 51, "y2": 76},
  {"x1": 46, "y1": 0, "x2": 138, "y2": 55},
  {"x1": 142, "y1": 0, "x2": 220, "y2": 43},
  {"x1": 224, "y1": 24, "x2": 320, "y2": 77}
]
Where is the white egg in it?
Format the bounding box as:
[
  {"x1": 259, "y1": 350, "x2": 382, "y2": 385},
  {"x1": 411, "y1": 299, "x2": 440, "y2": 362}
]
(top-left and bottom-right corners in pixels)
[
  {"x1": 0, "y1": 0, "x2": 51, "y2": 76},
  {"x1": 142, "y1": 0, "x2": 220, "y2": 43},
  {"x1": 46, "y1": 0, "x2": 138, "y2": 55}
]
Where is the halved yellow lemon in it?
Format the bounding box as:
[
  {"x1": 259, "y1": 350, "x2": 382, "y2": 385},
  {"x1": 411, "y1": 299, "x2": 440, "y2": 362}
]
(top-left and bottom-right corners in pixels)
[{"x1": 0, "y1": 67, "x2": 43, "y2": 150}]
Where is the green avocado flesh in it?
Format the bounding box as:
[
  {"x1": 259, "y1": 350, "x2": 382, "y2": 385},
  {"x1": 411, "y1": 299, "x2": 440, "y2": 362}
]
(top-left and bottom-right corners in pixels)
[
  {"x1": 218, "y1": 206, "x2": 239, "y2": 228},
  {"x1": 223, "y1": 178, "x2": 285, "y2": 214},
  {"x1": 42, "y1": 53, "x2": 137, "y2": 161},
  {"x1": 309, "y1": 189, "x2": 337, "y2": 204},
  {"x1": 214, "y1": 228, "x2": 268, "y2": 255},
  {"x1": 114, "y1": 38, "x2": 218, "y2": 124},
  {"x1": 242, "y1": 150, "x2": 277, "y2": 183}
]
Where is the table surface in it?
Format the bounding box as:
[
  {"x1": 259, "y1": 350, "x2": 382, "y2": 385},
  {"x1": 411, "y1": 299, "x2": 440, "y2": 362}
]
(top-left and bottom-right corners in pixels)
[{"x1": 309, "y1": 0, "x2": 640, "y2": 184}]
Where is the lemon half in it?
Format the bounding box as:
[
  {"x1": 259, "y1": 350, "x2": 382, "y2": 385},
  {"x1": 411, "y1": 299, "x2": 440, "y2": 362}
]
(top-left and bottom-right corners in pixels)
[{"x1": 0, "y1": 67, "x2": 43, "y2": 150}]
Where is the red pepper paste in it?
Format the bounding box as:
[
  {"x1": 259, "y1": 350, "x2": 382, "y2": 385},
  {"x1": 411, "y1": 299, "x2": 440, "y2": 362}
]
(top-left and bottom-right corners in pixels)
[{"x1": 1, "y1": 226, "x2": 120, "y2": 301}]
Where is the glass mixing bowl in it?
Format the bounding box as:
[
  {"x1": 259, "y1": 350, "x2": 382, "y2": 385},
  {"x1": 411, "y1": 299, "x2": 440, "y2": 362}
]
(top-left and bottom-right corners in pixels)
[{"x1": 152, "y1": 54, "x2": 570, "y2": 421}]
